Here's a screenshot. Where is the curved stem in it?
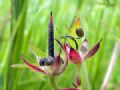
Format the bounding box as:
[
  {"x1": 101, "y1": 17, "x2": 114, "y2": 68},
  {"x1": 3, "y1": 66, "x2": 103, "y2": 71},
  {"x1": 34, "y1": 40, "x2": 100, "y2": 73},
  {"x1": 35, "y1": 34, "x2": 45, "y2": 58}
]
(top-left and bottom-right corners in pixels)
[{"x1": 49, "y1": 76, "x2": 60, "y2": 90}]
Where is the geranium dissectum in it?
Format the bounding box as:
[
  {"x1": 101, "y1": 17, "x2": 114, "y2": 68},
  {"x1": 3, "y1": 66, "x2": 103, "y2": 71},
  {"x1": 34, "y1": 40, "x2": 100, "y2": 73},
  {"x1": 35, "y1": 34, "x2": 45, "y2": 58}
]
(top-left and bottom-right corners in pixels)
[
  {"x1": 20, "y1": 12, "x2": 68, "y2": 76},
  {"x1": 19, "y1": 11, "x2": 102, "y2": 90}
]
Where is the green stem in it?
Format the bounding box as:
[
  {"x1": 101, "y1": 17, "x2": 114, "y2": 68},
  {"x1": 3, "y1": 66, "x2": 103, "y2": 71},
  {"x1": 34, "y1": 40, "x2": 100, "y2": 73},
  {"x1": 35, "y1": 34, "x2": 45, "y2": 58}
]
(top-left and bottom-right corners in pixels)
[
  {"x1": 76, "y1": 64, "x2": 81, "y2": 76},
  {"x1": 83, "y1": 63, "x2": 90, "y2": 90},
  {"x1": 49, "y1": 76, "x2": 60, "y2": 90},
  {"x1": 76, "y1": 64, "x2": 82, "y2": 90}
]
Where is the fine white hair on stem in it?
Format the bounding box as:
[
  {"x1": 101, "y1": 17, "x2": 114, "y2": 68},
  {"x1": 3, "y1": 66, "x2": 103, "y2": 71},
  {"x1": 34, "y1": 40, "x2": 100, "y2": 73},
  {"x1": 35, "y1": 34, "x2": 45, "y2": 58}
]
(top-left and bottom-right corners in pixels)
[{"x1": 101, "y1": 43, "x2": 120, "y2": 90}]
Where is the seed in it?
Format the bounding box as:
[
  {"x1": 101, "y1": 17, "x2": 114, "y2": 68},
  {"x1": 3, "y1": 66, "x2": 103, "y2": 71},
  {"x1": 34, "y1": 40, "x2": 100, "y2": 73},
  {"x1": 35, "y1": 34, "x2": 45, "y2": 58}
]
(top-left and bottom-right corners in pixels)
[
  {"x1": 39, "y1": 58, "x2": 46, "y2": 66},
  {"x1": 76, "y1": 28, "x2": 84, "y2": 38},
  {"x1": 39, "y1": 56, "x2": 54, "y2": 66},
  {"x1": 45, "y1": 56, "x2": 54, "y2": 65}
]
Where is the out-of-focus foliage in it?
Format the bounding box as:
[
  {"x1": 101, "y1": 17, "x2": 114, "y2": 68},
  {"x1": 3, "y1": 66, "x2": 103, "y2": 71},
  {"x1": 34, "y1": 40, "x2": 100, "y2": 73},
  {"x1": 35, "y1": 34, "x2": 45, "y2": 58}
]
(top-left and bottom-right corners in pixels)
[{"x1": 0, "y1": 0, "x2": 120, "y2": 90}]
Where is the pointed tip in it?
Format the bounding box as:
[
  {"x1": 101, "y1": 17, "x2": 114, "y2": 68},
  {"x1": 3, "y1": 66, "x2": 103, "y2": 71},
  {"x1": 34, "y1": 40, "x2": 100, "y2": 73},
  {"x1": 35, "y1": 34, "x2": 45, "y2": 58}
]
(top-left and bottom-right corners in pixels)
[
  {"x1": 50, "y1": 11, "x2": 53, "y2": 23},
  {"x1": 50, "y1": 11, "x2": 52, "y2": 16},
  {"x1": 98, "y1": 38, "x2": 102, "y2": 46},
  {"x1": 84, "y1": 39, "x2": 102, "y2": 59},
  {"x1": 84, "y1": 38, "x2": 88, "y2": 42},
  {"x1": 99, "y1": 38, "x2": 102, "y2": 43}
]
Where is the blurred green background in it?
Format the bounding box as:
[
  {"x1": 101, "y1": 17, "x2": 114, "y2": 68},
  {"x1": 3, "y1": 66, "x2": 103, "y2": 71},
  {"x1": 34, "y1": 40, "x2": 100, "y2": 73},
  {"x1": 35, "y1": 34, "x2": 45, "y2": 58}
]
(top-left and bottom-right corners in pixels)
[{"x1": 0, "y1": 0, "x2": 120, "y2": 90}]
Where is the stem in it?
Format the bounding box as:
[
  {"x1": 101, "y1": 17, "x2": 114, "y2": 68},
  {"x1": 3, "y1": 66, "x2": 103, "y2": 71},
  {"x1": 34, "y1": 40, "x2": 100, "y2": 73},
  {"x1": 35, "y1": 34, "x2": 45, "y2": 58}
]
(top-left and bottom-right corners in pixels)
[
  {"x1": 101, "y1": 43, "x2": 120, "y2": 90},
  {"x1": 82, "y1": 63, "x2": 90, "y2": 90},
  {"x1": 76, "y1": 64, "x2": 82, "y2": 90},
  {"x1": 49, "y1": 76, "x2": 60, "y2": 90},
  {"x1": 76, "y1": 64, "x2": 81, "y2": 75}
]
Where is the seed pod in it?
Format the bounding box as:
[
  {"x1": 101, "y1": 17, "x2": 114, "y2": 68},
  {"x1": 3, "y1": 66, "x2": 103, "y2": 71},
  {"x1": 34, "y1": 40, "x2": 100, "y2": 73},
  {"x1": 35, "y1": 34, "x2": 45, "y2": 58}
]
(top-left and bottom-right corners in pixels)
[
  {"x1": 76, "y1": 28, "x2": 84, "y2": 38},
  {"x1": 48, "y1": 12, "x2": 54, "y2": 58}
]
